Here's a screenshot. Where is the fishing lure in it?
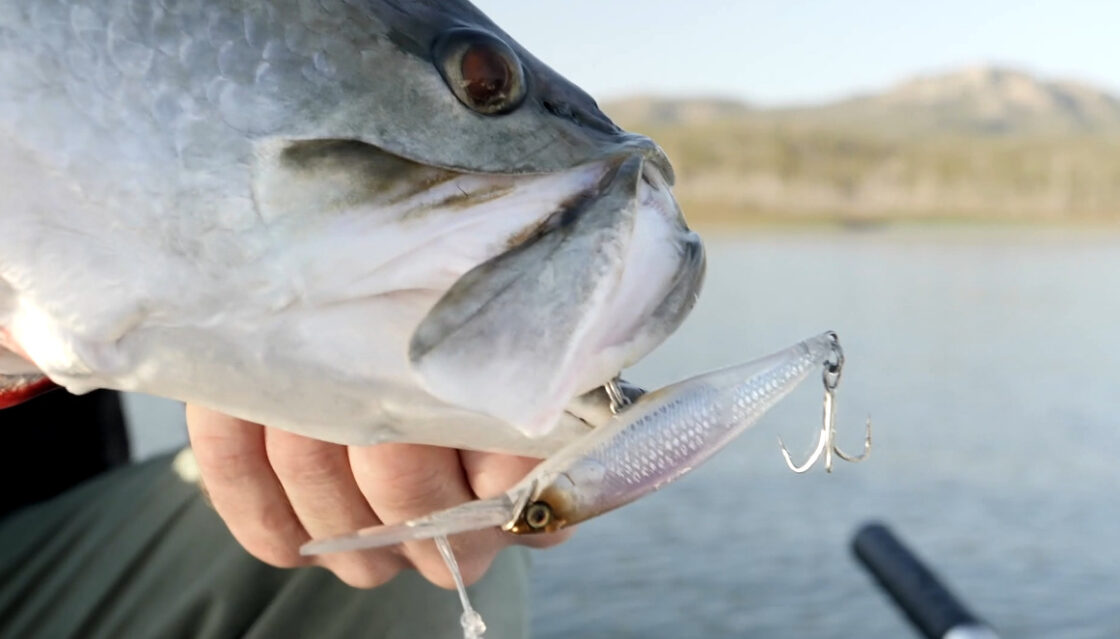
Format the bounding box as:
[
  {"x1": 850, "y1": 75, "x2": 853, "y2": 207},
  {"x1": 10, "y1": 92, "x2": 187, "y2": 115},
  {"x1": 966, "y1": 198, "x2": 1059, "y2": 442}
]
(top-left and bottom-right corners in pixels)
[{"x1": 302, "y1": 331, "x2": 870, "y2": 554}]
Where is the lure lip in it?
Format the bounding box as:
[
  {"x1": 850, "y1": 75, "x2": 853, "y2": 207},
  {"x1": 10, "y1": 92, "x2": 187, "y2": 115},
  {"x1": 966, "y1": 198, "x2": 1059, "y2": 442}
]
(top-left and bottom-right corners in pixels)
[{"x1": 298, "y1": 485, "x2": 533, "y2": 556}]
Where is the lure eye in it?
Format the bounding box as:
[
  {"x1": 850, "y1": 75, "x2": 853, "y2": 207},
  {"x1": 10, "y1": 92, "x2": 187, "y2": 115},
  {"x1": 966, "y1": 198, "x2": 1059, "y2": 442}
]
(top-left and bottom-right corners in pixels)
[
  {"x1": 524, "y1": 501, "x2": 553, "y2": 530},
  {"x1": 433, "y1": 28, "x2": 526, "y2": 115}
]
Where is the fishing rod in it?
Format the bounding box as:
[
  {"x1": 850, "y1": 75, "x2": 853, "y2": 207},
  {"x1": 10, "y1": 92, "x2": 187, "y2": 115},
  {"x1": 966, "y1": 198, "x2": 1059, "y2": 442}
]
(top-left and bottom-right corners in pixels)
[{"x1": 851, "y1": 522, "x2": 1000, "y2": 639}]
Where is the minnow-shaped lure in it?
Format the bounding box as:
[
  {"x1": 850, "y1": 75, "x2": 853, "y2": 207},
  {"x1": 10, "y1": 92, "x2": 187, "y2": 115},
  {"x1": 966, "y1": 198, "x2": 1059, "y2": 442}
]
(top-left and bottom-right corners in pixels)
[{"x1": 302, "y1": 331, "x2": 870, "y2": 555}]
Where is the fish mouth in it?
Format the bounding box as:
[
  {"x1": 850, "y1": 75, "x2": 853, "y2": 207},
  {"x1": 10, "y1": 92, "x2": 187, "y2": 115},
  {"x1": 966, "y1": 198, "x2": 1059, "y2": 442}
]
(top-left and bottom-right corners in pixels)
[
  {"x1": 252, "y1": 137, "x2": 707, "y2": 440},
  {"x1": 256, "y1": 133, "x2": 705, "y2": 437},
  {"x1": 401, "y1": 150, "x2": 706, "y2": 436},
  {"x1": 251, "y1": 136, "x2": 695, "y2": 306}
]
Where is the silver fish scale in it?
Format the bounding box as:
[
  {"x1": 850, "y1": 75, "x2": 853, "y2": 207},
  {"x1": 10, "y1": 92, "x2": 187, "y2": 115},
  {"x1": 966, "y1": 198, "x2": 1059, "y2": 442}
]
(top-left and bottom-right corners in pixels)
[{"x1": 0, "y1": 0, "x2": 378, "y2": 239}]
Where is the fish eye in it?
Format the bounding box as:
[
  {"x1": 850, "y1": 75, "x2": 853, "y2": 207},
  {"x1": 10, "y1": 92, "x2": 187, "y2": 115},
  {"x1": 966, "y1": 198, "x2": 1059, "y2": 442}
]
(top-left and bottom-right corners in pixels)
[
  {"x1": 524, "y1": 501, "x2": 553, "y2": 530},
  {"x1": 433, "y1": 28, "x2": 526, "y2": 115}
]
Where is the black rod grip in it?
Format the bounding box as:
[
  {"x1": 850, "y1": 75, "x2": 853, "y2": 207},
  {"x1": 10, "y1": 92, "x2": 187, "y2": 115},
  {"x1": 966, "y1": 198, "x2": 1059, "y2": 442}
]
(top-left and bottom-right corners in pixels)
[{"x1": 852, "y1": 522, "x2": 984, "y2": 639}]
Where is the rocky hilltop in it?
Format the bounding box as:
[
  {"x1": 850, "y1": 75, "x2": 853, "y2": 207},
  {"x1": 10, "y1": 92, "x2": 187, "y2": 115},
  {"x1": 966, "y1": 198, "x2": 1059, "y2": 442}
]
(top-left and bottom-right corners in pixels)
[{"x1": 605, "y1": 67, "x2": 1120, "y2": 224}]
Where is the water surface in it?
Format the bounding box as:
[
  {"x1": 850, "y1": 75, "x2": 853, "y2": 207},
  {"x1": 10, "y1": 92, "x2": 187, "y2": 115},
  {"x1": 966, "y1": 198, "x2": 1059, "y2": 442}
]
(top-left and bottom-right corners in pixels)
[{"x1": 530, "y1": 227, "x2": 1120, "y2": 639}]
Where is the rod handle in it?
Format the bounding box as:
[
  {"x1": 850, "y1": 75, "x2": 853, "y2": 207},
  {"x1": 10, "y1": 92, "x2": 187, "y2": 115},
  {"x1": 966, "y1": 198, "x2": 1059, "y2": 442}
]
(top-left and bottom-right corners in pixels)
[{"x1": 852, "y1": 522, "x2": 997, "y2": 639}]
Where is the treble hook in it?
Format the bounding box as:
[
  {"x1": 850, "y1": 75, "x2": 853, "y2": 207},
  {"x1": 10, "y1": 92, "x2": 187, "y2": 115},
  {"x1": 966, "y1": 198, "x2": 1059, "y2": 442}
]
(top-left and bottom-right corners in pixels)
[
  {"x1": 604, "y1": 377, "x2": 632, "y2": 415},
  {"x1": 778, "y1": 332, "x2": 871, "y2": 473}
]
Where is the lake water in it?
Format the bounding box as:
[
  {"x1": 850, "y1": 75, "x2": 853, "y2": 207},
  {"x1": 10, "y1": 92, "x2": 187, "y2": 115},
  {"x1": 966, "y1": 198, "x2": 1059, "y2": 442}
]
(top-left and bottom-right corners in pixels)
[
  {"x1": 528, "y1": 227, "x2": 1120, "y2": 639},
  {"x1": 124, "y1": 227, "x2": 1120, "y2": 638}
]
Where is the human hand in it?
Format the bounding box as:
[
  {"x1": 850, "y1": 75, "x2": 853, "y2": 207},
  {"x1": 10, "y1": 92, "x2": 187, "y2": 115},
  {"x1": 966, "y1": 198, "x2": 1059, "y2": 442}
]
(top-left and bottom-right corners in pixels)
[{"x1": 185, "y1": 405, "x2": 572, "y2": 588}]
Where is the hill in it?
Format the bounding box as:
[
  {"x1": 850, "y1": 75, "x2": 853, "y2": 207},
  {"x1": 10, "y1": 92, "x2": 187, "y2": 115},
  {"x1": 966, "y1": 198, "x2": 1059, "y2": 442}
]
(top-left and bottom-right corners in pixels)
[
  {"x1": 602, "y1": 96, "x2": 754, "y2": 126},
  {"x1": 786, "y1": 66, "x2": 1120, "y2": 136},
  {"x1": 603, "y1": 67, "x2": 1120, "y2": 224}
]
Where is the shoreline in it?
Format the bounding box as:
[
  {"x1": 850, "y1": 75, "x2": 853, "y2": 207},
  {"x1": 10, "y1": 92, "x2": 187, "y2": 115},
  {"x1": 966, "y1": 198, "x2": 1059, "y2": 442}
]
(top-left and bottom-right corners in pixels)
[{"x1": 688, "y1": 214, "x2": 1120, "y2": 233}]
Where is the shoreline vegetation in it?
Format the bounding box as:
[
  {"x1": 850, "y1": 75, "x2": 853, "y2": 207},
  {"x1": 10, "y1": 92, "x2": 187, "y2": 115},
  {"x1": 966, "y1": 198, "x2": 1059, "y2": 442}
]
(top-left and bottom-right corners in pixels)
[{"x1": 605, "y1": 66, "x2": 1120, "y2": 227}]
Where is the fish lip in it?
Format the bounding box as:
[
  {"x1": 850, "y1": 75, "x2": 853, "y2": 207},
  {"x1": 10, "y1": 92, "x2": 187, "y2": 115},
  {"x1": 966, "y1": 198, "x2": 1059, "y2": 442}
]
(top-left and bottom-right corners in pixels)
[
  {"x1": 277, "y1": 130, "x2": 674, "y2": 184},
  {"x1": 483, "y1": 153, "x2": 639, "y2": 250},
  {"x1": 616, "y1": 133, "x2": 676, "y2": 186}
]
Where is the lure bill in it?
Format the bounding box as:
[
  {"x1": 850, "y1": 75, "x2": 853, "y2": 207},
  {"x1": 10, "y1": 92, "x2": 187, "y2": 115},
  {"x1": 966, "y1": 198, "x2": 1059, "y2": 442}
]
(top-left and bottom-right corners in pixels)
[
  {"x1": 302, "y1": 331, "x2": 869, "y2": 556},
  {"x1": 302, "y1": 494, "x2": 520, "y2": 555}
]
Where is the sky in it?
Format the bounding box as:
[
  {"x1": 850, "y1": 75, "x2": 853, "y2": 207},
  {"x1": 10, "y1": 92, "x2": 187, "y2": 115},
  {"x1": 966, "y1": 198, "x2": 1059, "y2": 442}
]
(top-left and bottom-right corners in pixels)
[{"x1": 475, "y1": 0, "x2": 1120, "y2": 106}]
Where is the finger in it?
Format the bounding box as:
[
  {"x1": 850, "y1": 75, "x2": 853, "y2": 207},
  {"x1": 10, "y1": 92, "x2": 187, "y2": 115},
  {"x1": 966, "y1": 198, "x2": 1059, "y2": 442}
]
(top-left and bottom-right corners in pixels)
[
  {"x1": 185, "y1": 405, "x2": 309, "y2": 568},
  {"x1": 264, "y1": 428, "x2": 405, "y2": 588},
  {"x1": 460, "y1": 451, "x2": 575, "y2": 549},
  {"x1": 349, "y1": 443, "x2": 505, "y2": 588},
  {"x1": 458, "y1": 450, "x2": 539, "y2": 499}
]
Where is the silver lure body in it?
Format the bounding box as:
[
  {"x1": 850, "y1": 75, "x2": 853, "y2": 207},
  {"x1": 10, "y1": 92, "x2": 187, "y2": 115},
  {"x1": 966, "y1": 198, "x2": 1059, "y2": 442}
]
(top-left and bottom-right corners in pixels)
[
  {"x1": 0, "y1": 0, "x2": 704, "y2": 455},
  {"x1": 512, "y1": 332, "x2": 838, "y2": 530}
]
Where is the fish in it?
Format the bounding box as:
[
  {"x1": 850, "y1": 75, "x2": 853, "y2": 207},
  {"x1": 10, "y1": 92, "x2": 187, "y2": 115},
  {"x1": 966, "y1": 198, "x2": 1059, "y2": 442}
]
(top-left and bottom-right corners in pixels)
[{"x1": 0, "y1": 0, "x2": 705, "y2": 457}]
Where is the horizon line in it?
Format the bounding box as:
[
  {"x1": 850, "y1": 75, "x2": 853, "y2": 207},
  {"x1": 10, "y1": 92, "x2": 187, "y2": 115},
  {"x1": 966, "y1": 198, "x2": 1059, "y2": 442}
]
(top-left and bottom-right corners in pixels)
[{"x1": 594, "y1": 62, "x2": 1120, "y2": 110}]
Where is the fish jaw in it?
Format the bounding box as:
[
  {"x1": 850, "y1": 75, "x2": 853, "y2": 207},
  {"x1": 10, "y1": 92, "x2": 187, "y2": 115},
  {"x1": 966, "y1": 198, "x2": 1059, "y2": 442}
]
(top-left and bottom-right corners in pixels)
[{"x1": 409, "y1": 154, "x2": 705, "y2": 438}]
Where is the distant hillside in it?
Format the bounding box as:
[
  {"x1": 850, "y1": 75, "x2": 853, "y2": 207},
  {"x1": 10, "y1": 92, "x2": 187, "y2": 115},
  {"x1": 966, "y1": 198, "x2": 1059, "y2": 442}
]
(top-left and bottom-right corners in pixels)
[
  {"x1": 603, "y1": 67, "x2": 1120, "y2": 224},
  {"x1": 789, "y1": 66, "x2": 1120, "y2": 136},
  {"x1": 603, "y1": 96, "x2": 754, "y2": 126}
]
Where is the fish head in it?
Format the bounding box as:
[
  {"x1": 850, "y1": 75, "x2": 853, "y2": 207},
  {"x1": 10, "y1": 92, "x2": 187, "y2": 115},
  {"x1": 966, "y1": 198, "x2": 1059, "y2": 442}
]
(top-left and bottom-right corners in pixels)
[{"x1": 0, "y1": 0, "x2": 704, "y2": 450}]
